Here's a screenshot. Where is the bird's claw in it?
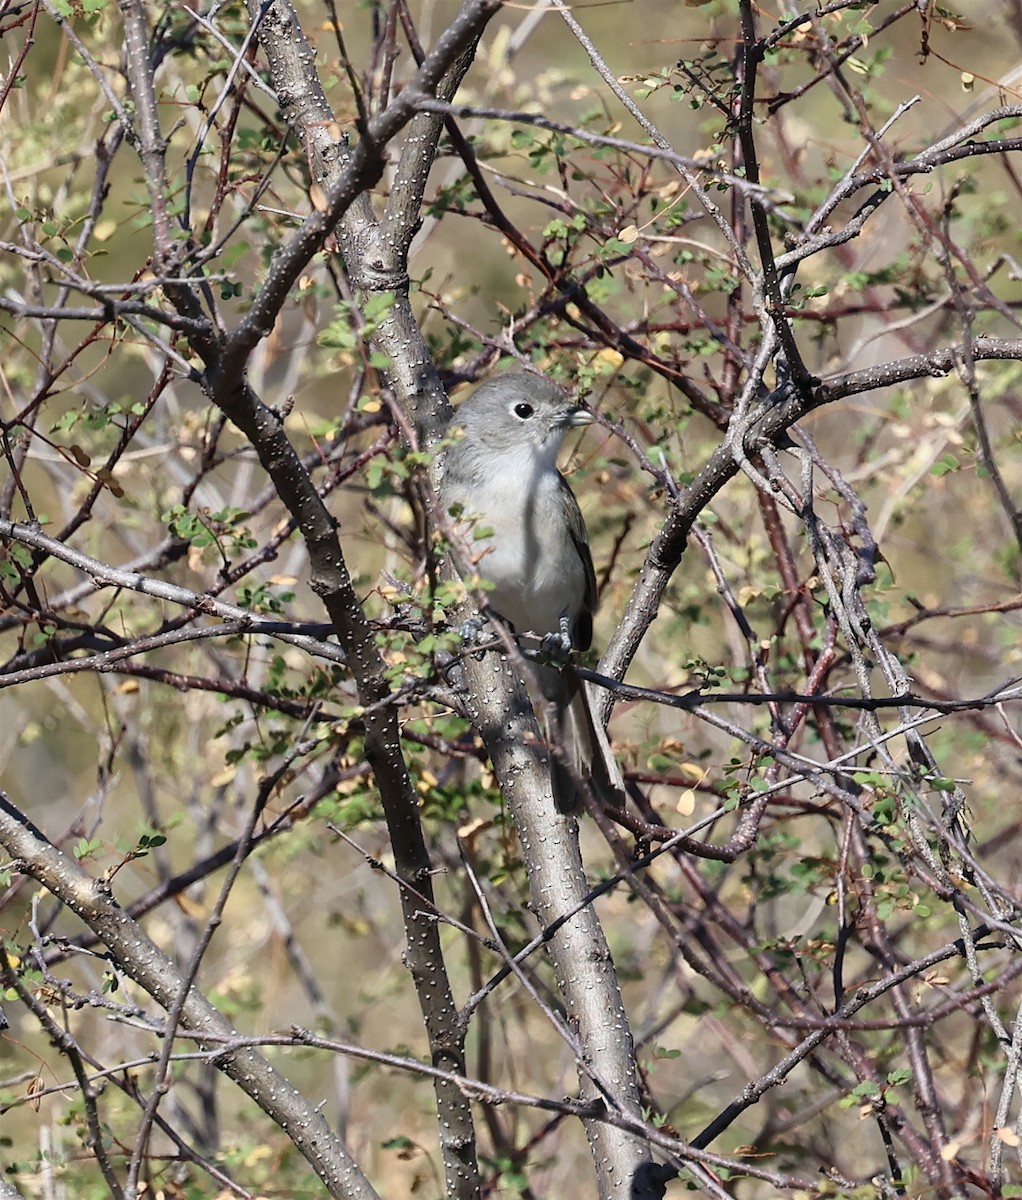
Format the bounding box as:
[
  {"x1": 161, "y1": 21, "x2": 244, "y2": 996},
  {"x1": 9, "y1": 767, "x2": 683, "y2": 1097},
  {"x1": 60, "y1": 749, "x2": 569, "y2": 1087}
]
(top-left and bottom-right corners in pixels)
[{"x1": 540, "y1": 618, "x2": 573, "y2": 664}]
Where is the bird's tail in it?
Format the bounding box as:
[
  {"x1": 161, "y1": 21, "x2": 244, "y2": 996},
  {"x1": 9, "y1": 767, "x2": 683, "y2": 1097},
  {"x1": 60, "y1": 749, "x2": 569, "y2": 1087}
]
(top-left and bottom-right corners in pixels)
[{"x1": 540, "y1": 664, "x2": 626, "y2": 814}]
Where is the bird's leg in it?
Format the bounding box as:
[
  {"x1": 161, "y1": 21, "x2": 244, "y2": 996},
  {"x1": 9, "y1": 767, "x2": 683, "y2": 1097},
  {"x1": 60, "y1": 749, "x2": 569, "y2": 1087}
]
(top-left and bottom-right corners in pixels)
[{"x1": 539, "y1": 613, "x2": 574, "y2": 664}]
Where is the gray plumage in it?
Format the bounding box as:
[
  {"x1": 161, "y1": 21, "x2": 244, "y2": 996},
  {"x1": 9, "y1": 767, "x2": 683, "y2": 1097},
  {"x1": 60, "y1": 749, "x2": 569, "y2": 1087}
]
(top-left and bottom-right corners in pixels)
[{"x1": 440, "y1": 372, "x2": 625, "y2": 812}]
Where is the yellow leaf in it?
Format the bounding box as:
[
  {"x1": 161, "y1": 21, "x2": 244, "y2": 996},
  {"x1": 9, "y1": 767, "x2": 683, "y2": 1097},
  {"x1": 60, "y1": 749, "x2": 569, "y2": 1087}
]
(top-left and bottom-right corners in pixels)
[
  {"x1": 676, "y1": 789, "x2": 696, "y2": 817},
  {"x1": 174, "y1": 892, "x2": 207, "y2": 920}
]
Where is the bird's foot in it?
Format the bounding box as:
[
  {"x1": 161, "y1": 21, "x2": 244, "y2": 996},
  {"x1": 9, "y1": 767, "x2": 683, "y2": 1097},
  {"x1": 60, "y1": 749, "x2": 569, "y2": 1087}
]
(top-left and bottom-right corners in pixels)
[{"x1": 539, "y1": 615, "x2": 574, "y2": 664}]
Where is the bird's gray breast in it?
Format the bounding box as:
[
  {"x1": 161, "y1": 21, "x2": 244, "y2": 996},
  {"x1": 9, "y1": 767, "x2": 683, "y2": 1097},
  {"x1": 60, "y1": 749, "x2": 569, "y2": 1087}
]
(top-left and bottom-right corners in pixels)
[{"x1": 445, "y1": 450, "x2": 584, "y2": 636}]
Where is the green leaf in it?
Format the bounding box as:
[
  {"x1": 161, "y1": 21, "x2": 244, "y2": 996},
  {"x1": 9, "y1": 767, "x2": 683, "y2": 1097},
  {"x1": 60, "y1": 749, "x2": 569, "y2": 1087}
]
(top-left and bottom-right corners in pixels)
[{"x1": 363, "y1": 291, "x2": 395, "y2": 320}]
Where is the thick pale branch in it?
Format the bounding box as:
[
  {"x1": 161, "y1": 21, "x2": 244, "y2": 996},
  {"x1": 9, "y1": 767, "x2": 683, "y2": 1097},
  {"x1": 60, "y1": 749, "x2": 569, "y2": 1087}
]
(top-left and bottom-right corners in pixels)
[
  {"x1": 0, "y1": 794, "x2": 378, "y2": 1200},
  {"x1": 0, "y1": 518, "x2": 347, "y2": 666},
  {"x1": 224, "y1": 0, "x2": 502, "y2": 385},
  {"x1": 236, "y1": 2, "x2": 659, "y2": 1194}
]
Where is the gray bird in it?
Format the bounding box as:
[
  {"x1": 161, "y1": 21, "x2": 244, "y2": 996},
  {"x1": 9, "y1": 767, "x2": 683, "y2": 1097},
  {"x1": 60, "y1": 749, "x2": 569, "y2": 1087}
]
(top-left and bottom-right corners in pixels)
[{"x1": 440, "y1": 372, "x2": 626, "y2": 812}]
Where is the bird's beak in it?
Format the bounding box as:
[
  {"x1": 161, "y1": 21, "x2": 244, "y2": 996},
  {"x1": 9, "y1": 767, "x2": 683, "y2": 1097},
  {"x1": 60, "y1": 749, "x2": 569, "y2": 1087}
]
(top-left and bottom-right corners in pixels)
[{"x1": 561, "y1": 406, "x2": 594, "y2": 428}]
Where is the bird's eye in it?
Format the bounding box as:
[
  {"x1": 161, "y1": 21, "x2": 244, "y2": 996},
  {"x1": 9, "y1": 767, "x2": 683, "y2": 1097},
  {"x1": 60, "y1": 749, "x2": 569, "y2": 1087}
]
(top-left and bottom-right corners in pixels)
[{"x1": 513, "y1": 402, "x2": 534, "y2": 419}]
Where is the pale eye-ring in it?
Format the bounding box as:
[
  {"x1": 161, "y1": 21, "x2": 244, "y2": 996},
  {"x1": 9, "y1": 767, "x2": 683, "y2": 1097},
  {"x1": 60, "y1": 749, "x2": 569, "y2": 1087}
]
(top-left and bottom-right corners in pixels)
[{"x1": 513, "y1": 402, "x2": 534, "y2": 419}]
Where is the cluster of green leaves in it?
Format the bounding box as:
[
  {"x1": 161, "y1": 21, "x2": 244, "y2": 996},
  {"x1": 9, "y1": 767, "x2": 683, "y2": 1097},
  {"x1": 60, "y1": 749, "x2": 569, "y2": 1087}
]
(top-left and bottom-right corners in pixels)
[
  {"x1": 319, "y1": 293, "x2": 396, "y2": 370},
  {"x1": 162, "y1": 504, "x2": 257, "y2": 557}
]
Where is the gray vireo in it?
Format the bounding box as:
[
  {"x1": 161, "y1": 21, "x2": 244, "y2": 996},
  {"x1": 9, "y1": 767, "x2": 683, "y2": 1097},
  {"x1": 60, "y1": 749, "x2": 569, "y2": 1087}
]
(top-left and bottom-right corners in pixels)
[{"x1": 440, "y1": 372, "x2": 625, "y2": 813}]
